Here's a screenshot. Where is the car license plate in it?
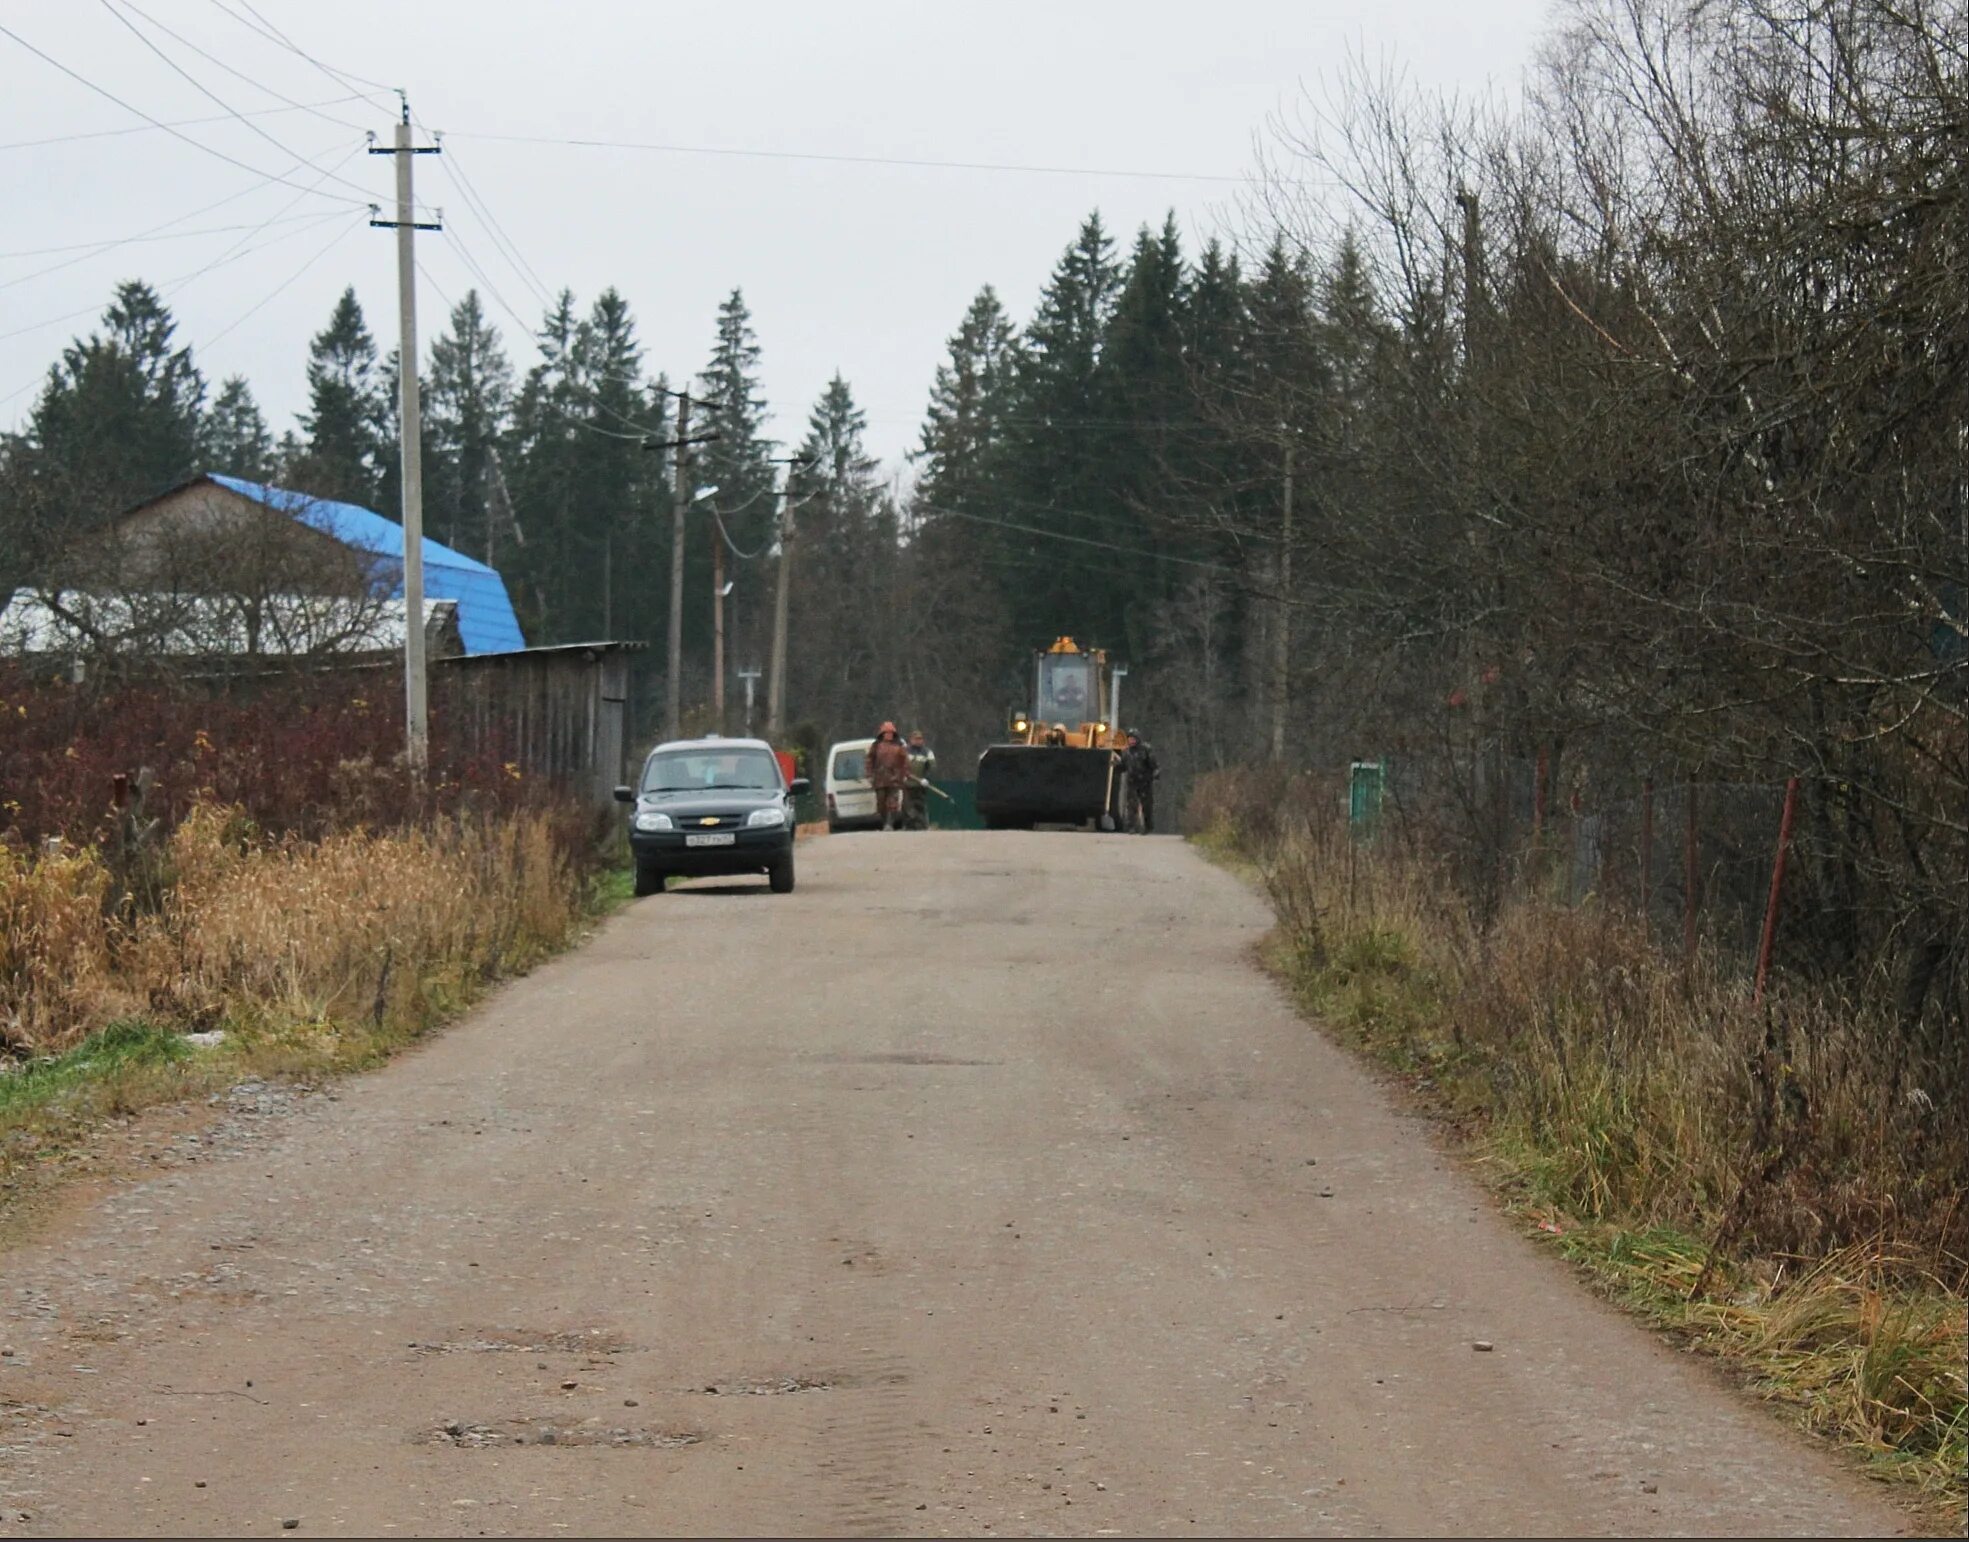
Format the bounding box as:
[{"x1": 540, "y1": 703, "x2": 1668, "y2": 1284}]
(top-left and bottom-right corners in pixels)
[{"x1": 685, "y1": 832, "x2": 735, "y2": 847}]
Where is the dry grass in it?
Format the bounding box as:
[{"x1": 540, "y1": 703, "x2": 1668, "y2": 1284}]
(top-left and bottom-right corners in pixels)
[
  {"x1": 1190, "y1": 767, "x2": 1967, "y2": 1515},
  {"x1": 0, "y1": 801, "x2": 619, "y2": 1211},
  {"x1": 2, "y1": 802, "x2": 584, "y2": 1059}
]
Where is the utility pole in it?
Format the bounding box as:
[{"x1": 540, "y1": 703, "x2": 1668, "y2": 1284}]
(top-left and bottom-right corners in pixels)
[
  {"x1": 369, "y1": 99, "x2": 441, "y2": 776},
  {"x1": 766, "y1": 472, "x2": 794, "y2": 738},
  {"x1": 1271, "y1": 430, "x2": 1294, "y2": 762},
  {"x1": 668, "y1": 391, "x2": 693, "y2": 742},
  {"x1": 712, "y1": 496, "x2": 728, "y2": 733},
  {"x1": 764, "y1": 455, "x2": 814, "y2": 738},
  {"x1": 645, "y1": 391, "x2": 721, "y2": 742}
]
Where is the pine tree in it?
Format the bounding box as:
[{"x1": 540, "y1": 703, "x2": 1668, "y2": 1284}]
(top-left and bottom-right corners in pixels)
[
  {"x1": 785, "y1": 374, "x2": 894, "y2": 730},
  {"x1": 694, "y1": 289, "x2": 776, "y2": 690},
  {"x1": 504, "y1": 290, "x2": 591, "y2": 642},
  {"x1": 1097, "y1": 214, "x2": 1194, "y2": 655},
  {"x1": 1004, "y1": 212, "x2": 1122, "y2": 642},
  {"x1": 424, "y1": 290, "x2": 513, "y2": 561},
  {"x1": 291, "y1": 287, "x2": 387, "y2": 508},
  {"x1": 914, "y1": 285, "x2": 1021, "y2": 514},
  {"x1": 200, "y1": 376, "x2": 274, "y2": 482},
  {"x1": 12, "y1": 281, "x2": 206, "y2": 510}
]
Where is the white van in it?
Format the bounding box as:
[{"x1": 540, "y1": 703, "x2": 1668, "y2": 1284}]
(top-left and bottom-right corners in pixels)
[{"x1": 824, "y1": 738, "x2": 879, "y2": 832}]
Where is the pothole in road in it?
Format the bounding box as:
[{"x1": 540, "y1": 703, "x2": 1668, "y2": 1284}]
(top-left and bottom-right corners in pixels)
[
  {"x1": 420, "y1": 1418, "x2": 701, "y2": 1450},
  {"x1": 409, "y1": 1328, "x2": 631, "y2": 1356},
  {"x1": 809, "y1": 1052, "x2": 999, "y2": 1067},
  {"x1": 690, "y1": 1375, "x2": 835, "y2": 1397}
]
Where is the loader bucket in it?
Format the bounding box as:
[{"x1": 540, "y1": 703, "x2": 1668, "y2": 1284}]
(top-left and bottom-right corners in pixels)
[{"x1": 975, "y1": 744, "x2": 1118, "y2": 828}]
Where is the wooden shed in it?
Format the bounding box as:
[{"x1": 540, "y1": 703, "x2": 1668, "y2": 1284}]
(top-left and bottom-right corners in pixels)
[{"x1": 434, "y1": 641, "x2": 644, "y2": 811}]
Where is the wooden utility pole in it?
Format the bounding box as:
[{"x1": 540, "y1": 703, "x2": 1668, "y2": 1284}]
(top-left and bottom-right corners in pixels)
[
  {"x1": 667, "y1": 391, "x2": 692, "y2": 742},
  {"x1": 1270, "y1": 431, "x2": 1293, "y2": 762},
  {"x1": 767, "y1": 471, "x2": 795, "y2": 737},
  {"x1": 369, "y1": 101, "x2": 441, "y2": 776},
  {"x1": 712, "y1": 501, "x2": 727, "y2": 733}
]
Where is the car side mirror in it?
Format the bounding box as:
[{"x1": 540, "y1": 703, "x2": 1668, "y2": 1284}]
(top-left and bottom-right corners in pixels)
[
  {"x1": 789, "y1": 777, "x2": 811, "y2": 796},
  {"x1": 613, "y1": 784, "x2": 635, "y2": 804}
]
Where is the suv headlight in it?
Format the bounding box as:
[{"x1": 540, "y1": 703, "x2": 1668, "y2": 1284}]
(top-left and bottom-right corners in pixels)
[
  {"x1": 746, "y1": 806, "x2": 788, "y2": 829},
  {"x1": 634, "y1": 810, "x2": 673, "y2": 831}
]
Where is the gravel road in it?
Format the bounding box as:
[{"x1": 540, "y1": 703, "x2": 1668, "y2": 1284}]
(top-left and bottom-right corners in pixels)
[{"x1": 0, "y1": 832, "x2": 1909, "y2": 1536}]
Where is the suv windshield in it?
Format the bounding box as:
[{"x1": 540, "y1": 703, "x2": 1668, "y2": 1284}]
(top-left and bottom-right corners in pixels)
[{"x1": 643, "y1": 748, "x2": 782, "y2": 793}]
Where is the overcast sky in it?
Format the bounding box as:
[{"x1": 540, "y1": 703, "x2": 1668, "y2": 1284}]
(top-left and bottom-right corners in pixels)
[{"x1": 4, "y1": 1, "x2": 1554, "y2": 476}]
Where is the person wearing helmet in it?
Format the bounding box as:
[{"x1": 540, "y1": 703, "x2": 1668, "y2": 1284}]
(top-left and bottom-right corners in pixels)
[
  {"x1": 1043, "y1": 722, "x2": 1070, "y2": 748},
  {"x1": 864, "y1": 721, "x2": 911, "y2": 831},
  {"x1": 1121, "y1": 728, "x2": 1160, "y2": 834}
]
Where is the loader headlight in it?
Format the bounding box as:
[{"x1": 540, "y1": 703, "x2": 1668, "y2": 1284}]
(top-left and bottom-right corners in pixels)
[
  {"x1": 746, "y1": 806, "x2": 788, "y2": 828},
  {"x1": 634, "y1": 810, "x2": 673, "y2": 831}
]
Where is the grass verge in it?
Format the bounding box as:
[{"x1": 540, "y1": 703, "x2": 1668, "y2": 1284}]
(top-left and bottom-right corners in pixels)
[
  {"x1": 1, "y1": 809, "x2": 634, "y2": 1221},
  {"x1": 1190, "y1": 780, "x2": 1965, "y2": 1527}
]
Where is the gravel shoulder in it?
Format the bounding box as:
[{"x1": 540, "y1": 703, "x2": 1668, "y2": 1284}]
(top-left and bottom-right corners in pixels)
[{"x1": 0, "y1": 831, "x2": 1913, "y2": 1536}]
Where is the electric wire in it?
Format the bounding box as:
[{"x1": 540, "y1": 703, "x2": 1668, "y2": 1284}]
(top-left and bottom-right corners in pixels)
[
  {"x1": 109, "y1": 0, "x2": 373, "y2": 132},
  {"x1": 0, "y1": 94, "x2": 376, "y2": 152},
  {"x1": 0, "y1": 206, "x2": 355, "y2": 417},
  {"x1": 201, "y1": 215, "x2": 363, "y2": 348},
  {"x1": 0, "y1": 19, "x2": 372, "y2": 207},
  {"x1": 445, "y1": 129, "x2": 1301, "y2": 187},
  {"x1": 423, "y1": 126, "x2": 554, "y2": 307},
  {"x1": 204, "y1": 0, "x2": 396, "y2": 97},
  {"x1": 0, "y1": 140, "x2": 363, "y2": 297},
  {"x1": 96, "y1": 0, "x2": 382, "y2": 204},
  {"x1": 0, "y1": 210, "x2": 353, "y2": 263}
]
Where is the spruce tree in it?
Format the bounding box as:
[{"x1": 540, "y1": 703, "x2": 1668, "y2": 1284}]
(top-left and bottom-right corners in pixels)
[
  {"x1": 425, "y1": 290, "x2": 514, "y2": 561},
  {"x1": 914, "y1": 285, "x2": 1021, "y2": 515},
  {"x1": 200, "y1": 376, "x2": 274, "y2": 482},
  {"x1": 694, "y1": 289, "x2": 775, "y2": 686},
  {"x1": 291, "y1": 287, "x2": 387, "y2": 508},
  {"x1": 12, "y1": 281, "x2": 206, "y2": 514},
  {"x1": 504, "y1": 291, "x2": 589, "y2": 641},
  {"x1": 1004, "y1": 212, "x2": 1122, "y2": 643}
]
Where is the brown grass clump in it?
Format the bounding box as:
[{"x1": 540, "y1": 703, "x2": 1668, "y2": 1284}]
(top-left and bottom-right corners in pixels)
[
  {"x1": 0, "y1": 839, "x2": 120, "y2": 1049},
  {"x1": 0, "y1": 802, "x2": 588, "y2": 1060},
  {"x1": 1189, "y1": 767, "x2": 1967, "y2": 1508}
]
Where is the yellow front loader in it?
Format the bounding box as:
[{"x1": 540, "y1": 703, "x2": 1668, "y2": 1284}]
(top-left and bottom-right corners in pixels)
[{"x1": 974, "y1": 637, "x2": 1128, "y2": 830}]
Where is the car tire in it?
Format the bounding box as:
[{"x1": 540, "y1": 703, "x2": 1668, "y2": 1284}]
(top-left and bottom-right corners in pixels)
[
  {"x1": 633, "y1": 863, "x2": 666, "y2": 897},
  {"x1": 768, "y1": 857, "x2": 795, "y2": 894}
]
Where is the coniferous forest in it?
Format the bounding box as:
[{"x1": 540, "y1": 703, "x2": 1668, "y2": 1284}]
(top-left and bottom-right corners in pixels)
[{"x1": 3, "y1": 0, "x2": 1964, "y2": 1039}]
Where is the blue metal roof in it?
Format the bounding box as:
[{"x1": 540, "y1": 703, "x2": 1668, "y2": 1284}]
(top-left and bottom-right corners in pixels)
[{"x1": 207, "y1": 473, "x2": 525, "y2": 655}]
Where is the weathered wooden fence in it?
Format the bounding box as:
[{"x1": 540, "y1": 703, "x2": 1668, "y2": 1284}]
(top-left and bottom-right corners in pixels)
[{"x1": 435, "y1": 642, "x2": 643, "y2": 812}]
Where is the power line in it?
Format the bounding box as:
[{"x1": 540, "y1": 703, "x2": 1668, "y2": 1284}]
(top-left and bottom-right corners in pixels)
[
  {"x1": 202, "y1": 215, "x2": 363, "y2": 348},
  {"x1": 205, "y1": 0, "x2": 395, "y2": 96},
  {"x1": 96, "y1": 0, "x2": 380, "y2": 204},
  {"x1": 0, "y1": 93, "x2": 376, "y2": 152},
  {"x1": 424, "y1": 127, "x2": 553, "y2": 307},
  {"x1": 0, "y1": 19, "x2": 372, "y2": 207},
  {"x1": 0, "y1": 206, "x2": 351, "y2": 347},
  {"x1": 444, "y1": 129, "x2": 1303, "y2": 187},
  {"x1": 111, "y1": 0, "x2": 373, "y2": 132},
  {"x1": 0, "y1": 207, "x2": 345, "y2": 294}
]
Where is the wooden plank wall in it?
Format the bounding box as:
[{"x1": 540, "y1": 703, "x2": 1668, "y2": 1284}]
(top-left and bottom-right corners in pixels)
[{"x1": 433, "y1": 649, "x2": 633, "y2": 810}]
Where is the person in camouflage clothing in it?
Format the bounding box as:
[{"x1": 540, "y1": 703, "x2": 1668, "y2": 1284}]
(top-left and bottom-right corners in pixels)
[{"x1": 1121, "y1": 729, "x2": 1160, "y2": 834}]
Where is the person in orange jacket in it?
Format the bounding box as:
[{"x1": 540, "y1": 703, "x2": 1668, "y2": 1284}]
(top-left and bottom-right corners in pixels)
[{"x1": 864, "y1": 721, "x2": 911, "y2": 831}]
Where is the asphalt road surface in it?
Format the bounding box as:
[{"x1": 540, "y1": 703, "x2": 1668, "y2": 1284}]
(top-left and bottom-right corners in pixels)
[{"x1": 0, "y1": 832, "x2": 1909, "y2": 1536}]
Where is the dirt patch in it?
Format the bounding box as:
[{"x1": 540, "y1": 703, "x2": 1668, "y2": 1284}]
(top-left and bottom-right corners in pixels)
[
  {"x1": 419, "y1": 1417, "x2": 702, "y2": 1450},
  {"x1": 408, "y1": 1328, "x2": 631, "y2": 1357}
]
